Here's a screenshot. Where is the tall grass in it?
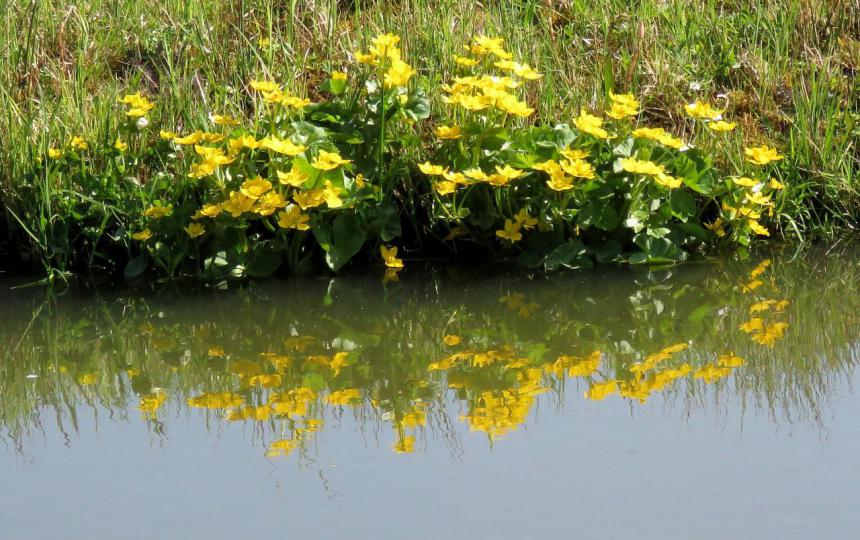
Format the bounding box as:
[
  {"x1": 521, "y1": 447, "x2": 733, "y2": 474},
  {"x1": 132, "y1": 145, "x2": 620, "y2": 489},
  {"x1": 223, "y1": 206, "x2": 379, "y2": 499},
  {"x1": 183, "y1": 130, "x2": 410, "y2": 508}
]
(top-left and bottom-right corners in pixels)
[{"x1": 1, "y1": 0, "x2": 857, "y2": 271}]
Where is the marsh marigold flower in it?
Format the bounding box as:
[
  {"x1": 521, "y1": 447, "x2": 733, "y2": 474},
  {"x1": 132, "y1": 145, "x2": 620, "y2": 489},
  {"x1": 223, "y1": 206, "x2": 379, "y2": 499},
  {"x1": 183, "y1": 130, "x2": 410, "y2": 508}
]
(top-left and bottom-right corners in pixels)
[
  {"x1": 496, "y1": 219, "x2": 523, "y2": 243},
  {"x1": 277, "y1": 206, "x2": 310, "y2": 230},
  {"x1": 435, "y1": 125, "x2": 462, "y2": 139},
  {"x1": 185, "y1": 223, "x2": 205, "y2": 238},
  {"x1": 744, "y1": 145, "x2": 784, "y2": 165},
  {"x1": 380, "y1": 245, "x2": 404, "y2": 268},
  {"x1": 684, "y1": 100, "x2": 723, "y2": 120},
  {"x1": 575, "y1": 111, "x2": 612, "y2": 139},
  {"x1": 131, "y1": 229, "x2": 153, "y2": 241},
  {"x1": 311, "y1": 149, "x2": 352, "y2": 171}
]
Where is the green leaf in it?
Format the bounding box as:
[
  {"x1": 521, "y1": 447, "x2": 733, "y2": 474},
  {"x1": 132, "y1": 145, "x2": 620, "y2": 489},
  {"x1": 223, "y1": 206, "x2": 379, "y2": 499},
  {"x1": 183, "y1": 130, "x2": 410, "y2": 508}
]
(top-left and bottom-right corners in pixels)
[
  {"x1": 402, "y1": 88, "x2": 431, "y2": 121},
  {"x1": 669, "y1": 190, "x2": 697, "y2": 220},
  {"x1": 544, "y1": 239, "x2": 592, "y2": 270},
  {"x1": 363, "y1": 203, "x2": 402, "y2": 242},
  {"x1": 322, "y1": 213, "x2": 366, "y2": 271},
  {"x1": 123, "y1": 254, "x2": 147, "y2": 280},
  {"x1": 632, "y1": 235, "x2": 687, "y2": 264},
  {"x1": 578, "y1": 200, "x2": 620, "y2": 231},
  {"x1": 246, "y1": 242, "x2": 283, "y2": 277}
]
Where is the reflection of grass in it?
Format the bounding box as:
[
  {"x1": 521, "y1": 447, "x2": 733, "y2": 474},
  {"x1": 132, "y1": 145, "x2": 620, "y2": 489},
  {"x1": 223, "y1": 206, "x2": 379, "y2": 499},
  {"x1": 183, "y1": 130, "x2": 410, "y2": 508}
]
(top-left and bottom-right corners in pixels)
[{"x1": 0, "y1": 247, "x2": 858, "y2": 455}]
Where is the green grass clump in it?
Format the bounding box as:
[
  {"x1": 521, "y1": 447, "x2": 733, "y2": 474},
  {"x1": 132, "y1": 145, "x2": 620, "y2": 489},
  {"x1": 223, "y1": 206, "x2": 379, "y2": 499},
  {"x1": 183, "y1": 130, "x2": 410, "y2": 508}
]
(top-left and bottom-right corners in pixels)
[{"x1": 0, "y1": 0, "x2": 857, "y2": 280}]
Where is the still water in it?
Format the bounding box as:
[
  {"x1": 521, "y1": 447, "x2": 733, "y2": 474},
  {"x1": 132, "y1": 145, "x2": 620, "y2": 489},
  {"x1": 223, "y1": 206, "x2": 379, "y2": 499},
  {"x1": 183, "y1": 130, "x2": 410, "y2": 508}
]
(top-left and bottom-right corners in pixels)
[{"x1": 1, "y1": 249, "x2": 859, "y2": 539}]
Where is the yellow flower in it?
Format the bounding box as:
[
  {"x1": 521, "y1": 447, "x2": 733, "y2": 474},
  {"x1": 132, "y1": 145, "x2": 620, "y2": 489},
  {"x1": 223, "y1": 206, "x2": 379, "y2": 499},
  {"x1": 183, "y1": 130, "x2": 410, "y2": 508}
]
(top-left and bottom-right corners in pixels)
[
  {"x1": 131, "y1": 229, "x2": 153, "y2": 241},
  {"x1": 705, "y1": 218, "x2": 726, "y2": 237},
  {"x1": 293, "y1": 189, "x2": 326, "y2": 210},
  {"x1": 208, "y1": 346, "x2": 225, "y2": 357},
  {"x1": 354, "y1": 51, "x2": 378, "y2": 65},
  {"x1": 239, "y1": 177, "x2": 273, "y2": 199},
  {"x1": 254, "y1": 191, "x2": 287, "y2": 216},
  {"x1": 143, "y1": 205, "x2": 173, "y2": 218},
  {"x1": 708, "y1": 120, "x2": 736, "y2": 132},
  {"x1": 277, "y1": 165, "x2": 310, "y2": 187},
  {"x1": 631, "y1": 127, "x2": 684, "y2": 149},
  {"x1": 466, "y1": 36, "x2": 512, "y2": 59},
  {"x1": 559, "y1": 158, "x2": 595, "y2": 179},
  {"x1": 261, "y1": 136, "x2": 306, "y2": 156},
  {"x1": 70, "y1": 136, "x2": 88, "y2": 150},
  {"x1": 546, "y1": 173, "x2": 574, "y2": 192},
  {"x1": 609, "y1": 91, "x2": 639, "y2": 108},
  {"x1": 418, "y1": 162, "x2": 447, "y2": 176},
  {"x1": 250, "y1": 80, "x2": 280, "y2": 93},
  {"x1": 48, "y1": 146, "x2": 63, "y2": 159},
  {"x1": 434, "y1": 181, "x2": 457, "y2": 195},
  {"x1": 514, "y1": 208, "x2": 538, "y2": 229},
  {"x1": 118, "y1": 92, "x2": 155, "y2": 117},
  {"x1": 173, "y1": 131, "x2": 204, "y2": 145},
  {"x1": 574, "y1": 110, "x2": 612, "y2": 139},
  {"x1": 748, "y1": 219, "x2": 770, "y2": 236},
  {"x1": 114, "y1": 137, "x2": 128, "y2": 152},
  {"x1": 561, "y1": 148, "x2": 589, "y2": 161},
  {"x1": 311, "y1": 149, "x2": 352, "y2": 171},
  {"x1": 493, "y1": 60, "x2": 542, "y2": 79},
  {"x1": 732, "y1": 176, "x2": 759, "y2": 188},
  {"x1": 229, "y1": 134, "x2": 262, "y2": 153},
  {"x1": 331, "y1": 71, "x2": 348, "y2": 81},
  {"x1": 192, "y1": 204, "x2": 222, "y2": 220},
  {"x1": 496, "y1": 219, "x2": 522, "y2": 243},
  {"x1": 495, "y1": 94, "x2": 534, "y2": 117},
  {"x1": 383, "y1": 59, "x2": 416, "y2": 88},
  {"x1": 768, "y1": 177, "x2": 785, "y2": 190},
  {"x1": 212, "y1": 114, "x2": 240, "y2": 126},
  {"x1": 745, "y1": 191, "x2": 773, "y2": 206},
  {"x1": 276, "y1": 206, "x2": 310, "y2": 230},
  {"x1": 654, "y1": 173, "x2": 682, "y2": 189},
  {"x1": 281, "y1": 95, "x2": 311, "y2": 109},
  {"x1": 159, "y1": 130, "x2": 176, "y2": 140},
  {"x1": 380, "y1": 245, "x2": 404, "y2": 268},
  {"x1": 684, "y1": 100, "x2": 723, "y2": 120},
  {"x1": 435, "y1": 125, "x2": 462, "y2": 139},
  {"x1": 443, "y1": 170, "x2": 467, "y2": 184},
  {"x1": 454, "y1": 55, "x2": 479, "y2": 67},
  {"x1": 370, "y1": 33, "x2": 401, "y2": 57},
  {"x1": 185, "y1": 222, "x2": 205, "y2": 238},
  {"x1": 744, "y1": 145, "x2": 784, "y2": 165},
  {"x1": 620, "y1": 157, "x2": 665, "y2": 176},
  {"x1": 322, "y1": 180, "x2": 344, "y2": 208},
  {"x1": 221, "y1": 191, "x2": 255, "y2": 217},
  {"x1": 463, "y1": 168, "x2": 489, "y2": 182},
  {"x1": 606, "y1": 102, "x2": 638, "y2": 119},
  {"x1": 494, "y1": 164, "x2": 524, "y2": 181},
  {"x1": 443, "y1": 334, "x2": 461, "y2": 346}
]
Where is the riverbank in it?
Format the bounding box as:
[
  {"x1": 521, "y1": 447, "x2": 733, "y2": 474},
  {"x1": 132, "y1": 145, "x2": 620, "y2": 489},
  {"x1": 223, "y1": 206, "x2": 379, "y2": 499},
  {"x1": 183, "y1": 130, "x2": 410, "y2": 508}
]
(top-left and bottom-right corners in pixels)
[{"x1": 1, "y1": 1, "x2": 857, "y2": 281}]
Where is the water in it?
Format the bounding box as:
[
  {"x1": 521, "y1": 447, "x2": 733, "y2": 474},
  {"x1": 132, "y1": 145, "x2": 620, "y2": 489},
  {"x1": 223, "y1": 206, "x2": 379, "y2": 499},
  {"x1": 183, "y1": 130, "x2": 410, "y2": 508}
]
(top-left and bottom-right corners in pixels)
[{"x1": 1, "y1": 249, "x2": 859, "y2": 539}]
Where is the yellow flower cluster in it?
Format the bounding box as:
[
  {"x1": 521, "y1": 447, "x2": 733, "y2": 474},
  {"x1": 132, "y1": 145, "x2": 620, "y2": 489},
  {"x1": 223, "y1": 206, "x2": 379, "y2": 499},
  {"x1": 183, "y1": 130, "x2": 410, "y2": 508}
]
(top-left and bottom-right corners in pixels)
[
  {"x1": 118, "y1": 92, "x2": 155, "y2": 118},
  {"x1": 440, "y1": 36, "x2": 537, "y2": 117},
  {"x1": 354, "y1": 33, "x2": 416, "y2": 89}
]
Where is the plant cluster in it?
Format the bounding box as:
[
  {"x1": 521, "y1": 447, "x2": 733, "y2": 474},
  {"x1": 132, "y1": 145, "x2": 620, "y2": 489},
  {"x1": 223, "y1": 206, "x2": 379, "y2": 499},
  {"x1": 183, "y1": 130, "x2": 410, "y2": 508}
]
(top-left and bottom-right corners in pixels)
[{"x1": 16, "y1": 33, "x2": 787, "y2": 280}]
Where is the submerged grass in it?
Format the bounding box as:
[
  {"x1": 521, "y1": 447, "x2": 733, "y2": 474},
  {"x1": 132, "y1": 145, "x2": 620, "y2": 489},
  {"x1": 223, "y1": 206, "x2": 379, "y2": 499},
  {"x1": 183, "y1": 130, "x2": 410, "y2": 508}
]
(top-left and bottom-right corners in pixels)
[{"x1": 0, "y1": 0, "x2": 858, "y2": 276}]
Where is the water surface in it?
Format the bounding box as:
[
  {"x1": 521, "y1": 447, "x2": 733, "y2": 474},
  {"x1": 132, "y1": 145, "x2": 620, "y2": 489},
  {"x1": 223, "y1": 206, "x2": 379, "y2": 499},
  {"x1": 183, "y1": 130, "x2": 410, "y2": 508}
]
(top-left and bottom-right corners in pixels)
[{"x1": 1, "y1": 249, "x2": 859, "y2": 539}]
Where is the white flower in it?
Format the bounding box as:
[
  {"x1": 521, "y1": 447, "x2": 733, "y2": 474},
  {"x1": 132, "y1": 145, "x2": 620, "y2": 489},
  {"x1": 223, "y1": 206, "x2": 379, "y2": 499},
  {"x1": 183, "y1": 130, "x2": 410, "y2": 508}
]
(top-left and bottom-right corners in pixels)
[
  {"x1": 688, "y1": 82, "x2": 702, "y2": 92},
  {"x1": 136, "y1": 117, "x2": 150, "y2": 129}
]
